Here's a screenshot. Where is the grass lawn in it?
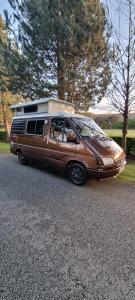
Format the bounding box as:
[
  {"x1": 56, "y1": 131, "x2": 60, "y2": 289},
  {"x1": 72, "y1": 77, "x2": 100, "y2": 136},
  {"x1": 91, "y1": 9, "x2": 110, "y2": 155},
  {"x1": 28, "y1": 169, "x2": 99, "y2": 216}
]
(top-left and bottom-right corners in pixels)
[
  {"x1": 105, "y1": 129, "x2": 135, "y2": 138},
  {"x1": 0, "y1": 142, "x2": 10, "y2": 153},
  {"x1": 119, "y1": 161, "x2": 135, "y2": 182}
]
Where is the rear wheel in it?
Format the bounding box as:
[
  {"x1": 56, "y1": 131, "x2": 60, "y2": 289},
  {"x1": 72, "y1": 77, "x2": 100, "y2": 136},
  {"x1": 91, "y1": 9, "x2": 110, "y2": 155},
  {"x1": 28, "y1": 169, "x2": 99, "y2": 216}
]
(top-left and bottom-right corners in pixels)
[
  {"x1": 68, "y1": 163, "x2": 87, "y2": 185},
  {"x1": 17, "y1": 151, "x2": 28, "y2": 165}
]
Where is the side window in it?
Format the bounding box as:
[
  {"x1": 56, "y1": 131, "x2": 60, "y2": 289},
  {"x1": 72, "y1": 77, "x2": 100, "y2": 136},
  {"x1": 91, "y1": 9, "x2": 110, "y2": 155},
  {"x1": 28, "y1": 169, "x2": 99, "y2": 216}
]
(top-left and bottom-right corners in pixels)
[
  {"x1": 63, "y1": 120, "x2": 75, "y2": 142},
  {"x1": 35, "y1": 120, "x2": 44, "y2": 135},
  {"x1": 26, "y1": 120, "x2": 45, "y2": 135},
  {"x1": 27, "y1": 120, "x2": 36, "y2": 134},
  {"x1": 50, "y1": 118, "x2": 75, "y2": 142},
  {"x1": 50, "y1": 119, "x2": 64, "y2": 141}
]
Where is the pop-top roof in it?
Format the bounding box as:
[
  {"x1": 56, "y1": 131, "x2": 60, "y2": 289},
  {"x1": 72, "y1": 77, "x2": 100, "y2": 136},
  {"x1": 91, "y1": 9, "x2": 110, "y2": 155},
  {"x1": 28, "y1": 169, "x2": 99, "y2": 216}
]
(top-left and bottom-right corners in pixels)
[
  {"x1": 10, "y1": 98, "x2": 75, "y2": 115},
  {"x1": 10, "y1": 98, "x2": 74, "y2": 109}
]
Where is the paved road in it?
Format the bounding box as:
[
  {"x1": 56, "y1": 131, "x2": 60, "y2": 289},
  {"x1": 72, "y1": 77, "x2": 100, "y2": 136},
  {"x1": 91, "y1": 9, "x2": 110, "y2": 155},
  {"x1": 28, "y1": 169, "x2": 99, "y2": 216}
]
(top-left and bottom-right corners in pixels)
[{"x1": 0, "y1": 154, "x2": 135, "y2": 300}]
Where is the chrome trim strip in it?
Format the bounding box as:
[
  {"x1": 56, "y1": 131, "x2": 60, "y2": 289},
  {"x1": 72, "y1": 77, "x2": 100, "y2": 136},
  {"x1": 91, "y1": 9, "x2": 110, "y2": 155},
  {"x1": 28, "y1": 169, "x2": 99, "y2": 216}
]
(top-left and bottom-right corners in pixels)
[
  {"x1": 13, "y1": 142, "x2": 48, "y2": 151},
  {"x1": 12, "y1": 143, "x2": 75, "y2": 155}
]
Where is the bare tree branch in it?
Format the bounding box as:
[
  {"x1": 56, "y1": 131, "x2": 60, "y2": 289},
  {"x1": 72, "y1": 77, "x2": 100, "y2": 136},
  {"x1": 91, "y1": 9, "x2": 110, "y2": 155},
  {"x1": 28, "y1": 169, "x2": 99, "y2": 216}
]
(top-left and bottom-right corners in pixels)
[{"x1": 105, "y1": 0, "x2": 135, "y2": 151}]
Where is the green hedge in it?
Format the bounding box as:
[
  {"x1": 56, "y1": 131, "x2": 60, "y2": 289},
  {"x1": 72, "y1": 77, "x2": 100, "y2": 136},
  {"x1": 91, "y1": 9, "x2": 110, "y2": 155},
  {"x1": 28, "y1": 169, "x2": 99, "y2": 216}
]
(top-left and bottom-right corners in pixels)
[
  {"x1": 0, "y1": 131, "x2": 6, "y2": 141},
  {"x1": 112, "y1": 119, "x2": 135, "y2": 129},
  {"x1": 112, "y1": 136, "x2": 135, "y2": 156}
]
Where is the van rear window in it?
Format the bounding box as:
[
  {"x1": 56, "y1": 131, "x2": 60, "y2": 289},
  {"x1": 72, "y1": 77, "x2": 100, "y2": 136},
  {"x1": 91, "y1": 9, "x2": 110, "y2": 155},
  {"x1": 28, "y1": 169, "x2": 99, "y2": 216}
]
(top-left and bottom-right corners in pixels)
[
  {"x1": 26, "y1": 120, "x2": 44, "y2": 135},
  {"x1": 24, "y1": 105, "x2": 38, "y2": 113},
  {"x1": 27, "y1": 121, "x2": 36, "y2": 134},
  {"x1": 35, "y1": 120, "x2": 44, "y2": 135},
  {"x1": 11, "y1": 120, "x2": 25, "y2": 135}
]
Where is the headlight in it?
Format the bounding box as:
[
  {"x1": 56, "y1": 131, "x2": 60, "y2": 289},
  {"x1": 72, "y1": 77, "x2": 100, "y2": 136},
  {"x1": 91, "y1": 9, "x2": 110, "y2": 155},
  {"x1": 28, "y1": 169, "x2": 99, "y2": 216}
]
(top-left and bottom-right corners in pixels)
[{"x1": 102, "y1": 157, "x2": 114, "y2": 166}]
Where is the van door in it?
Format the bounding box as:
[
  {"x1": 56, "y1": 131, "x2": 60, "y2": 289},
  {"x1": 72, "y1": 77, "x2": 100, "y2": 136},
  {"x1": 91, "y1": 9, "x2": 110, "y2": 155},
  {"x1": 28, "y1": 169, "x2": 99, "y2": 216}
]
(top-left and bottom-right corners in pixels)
[
  {"x1": 22, "y1": 119, "x2": 48, "y2": 160},
  {"x1": 46, "y1": 118, "x2": 76, "y2": 168}
]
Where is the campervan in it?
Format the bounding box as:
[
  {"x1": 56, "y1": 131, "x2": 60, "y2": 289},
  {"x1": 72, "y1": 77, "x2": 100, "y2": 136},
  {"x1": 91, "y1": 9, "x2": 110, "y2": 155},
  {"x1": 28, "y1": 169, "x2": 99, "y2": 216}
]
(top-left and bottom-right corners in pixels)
[{"x1": 10, "y1": 98, "x2": 126, "y2": 185}]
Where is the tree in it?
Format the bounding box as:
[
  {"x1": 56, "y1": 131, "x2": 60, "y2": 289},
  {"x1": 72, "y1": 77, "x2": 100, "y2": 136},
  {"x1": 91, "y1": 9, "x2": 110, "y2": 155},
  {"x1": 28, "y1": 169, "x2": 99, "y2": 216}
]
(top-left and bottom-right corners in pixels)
[
  {"x1": 0, "y1": 92, "x2": 19, "y2": 138},
  {"x1": 106, "y1": 0, "x2": 135, "y2": 152},
  {"x1": 0, "y1": 16, "x2": 21, "y2": 140},
  {"x1": 0, "y1": 16, "x2": 11, "y2": 140},
  {"x1": 7, "y1": 0, "x2": 111, "y2": 110},
  {"x1": 0, "y1": 16, "x2": 9, "y2": 92}
]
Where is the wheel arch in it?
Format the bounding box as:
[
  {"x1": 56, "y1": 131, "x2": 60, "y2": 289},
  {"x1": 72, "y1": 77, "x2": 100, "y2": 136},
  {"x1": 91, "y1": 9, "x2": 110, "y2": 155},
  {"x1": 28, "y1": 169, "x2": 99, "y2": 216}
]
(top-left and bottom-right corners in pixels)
[
  {"x1": 15, "y1": 148, "x2": 22, "y2": 155},
  {"x1": 66, "y1": 159, "x2": 88, "y2": 171}
]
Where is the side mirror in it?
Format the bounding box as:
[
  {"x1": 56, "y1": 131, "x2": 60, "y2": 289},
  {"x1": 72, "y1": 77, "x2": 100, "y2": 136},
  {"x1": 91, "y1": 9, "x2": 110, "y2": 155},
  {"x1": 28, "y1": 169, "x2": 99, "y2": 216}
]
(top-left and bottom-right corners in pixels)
[{"x1": 67, "y1": 131, "x2": 79, "y2": 144}]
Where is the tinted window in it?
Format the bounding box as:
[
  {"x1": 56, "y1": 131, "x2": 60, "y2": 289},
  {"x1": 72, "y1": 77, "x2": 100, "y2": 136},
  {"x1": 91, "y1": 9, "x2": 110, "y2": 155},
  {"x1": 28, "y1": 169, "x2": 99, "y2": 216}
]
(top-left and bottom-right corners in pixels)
[
  {"x1": 26, "y1": 120, "x2": 44, "y2": 135},
  {"x1": 50, "y1": 118, "x2": 74, "y2": 142},
  {"x1": 35, "y1": 120, "x2": 44, "y2": 135},
  {"x1": 16, "y1": 107, "x2": 22, "y2": 112},
  {"x1": 27, "y1": 121, "x2": 36, "y2": 134},
  {"x1": 24, "y1": 105, "x2": 38, "y2": 113},
  {"x1": 64, "y1": 120, "x2": 74, "y2": 142},
  {"x1": 50, "y1": 119, "x2": 64, "y2": 141}
]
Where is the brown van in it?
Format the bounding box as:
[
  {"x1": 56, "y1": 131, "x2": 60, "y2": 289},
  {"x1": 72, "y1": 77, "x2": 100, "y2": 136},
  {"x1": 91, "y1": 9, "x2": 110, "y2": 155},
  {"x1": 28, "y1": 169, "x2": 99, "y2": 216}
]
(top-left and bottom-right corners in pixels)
[{"x1": 10, "y1": 99, "x2": 126, "y2": 185}]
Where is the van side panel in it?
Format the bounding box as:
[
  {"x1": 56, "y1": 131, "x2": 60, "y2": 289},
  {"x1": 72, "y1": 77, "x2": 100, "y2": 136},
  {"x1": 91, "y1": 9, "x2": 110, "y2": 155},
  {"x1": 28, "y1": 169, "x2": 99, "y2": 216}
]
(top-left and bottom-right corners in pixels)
[
  {"x1": 10, "y1": 116, "x2": 97, "y2": 170},
  {"x1": 10, "y1": 118, "x2": 50, "y2": 162}
]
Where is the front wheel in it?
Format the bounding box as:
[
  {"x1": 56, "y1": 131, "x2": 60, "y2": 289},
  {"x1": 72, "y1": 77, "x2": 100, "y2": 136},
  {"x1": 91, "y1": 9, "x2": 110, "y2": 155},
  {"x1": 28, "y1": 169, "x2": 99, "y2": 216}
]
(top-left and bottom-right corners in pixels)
[
  {"x1": 17, "y1": 151, "x2": 28, "y2": 165},
  {"x1": 68, "y1": 163, "x2": 87, "y2": 185}
]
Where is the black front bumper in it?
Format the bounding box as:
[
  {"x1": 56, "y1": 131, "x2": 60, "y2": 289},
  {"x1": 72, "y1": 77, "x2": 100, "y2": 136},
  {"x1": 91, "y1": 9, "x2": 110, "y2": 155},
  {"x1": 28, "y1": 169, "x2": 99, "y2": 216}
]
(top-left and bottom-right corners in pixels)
[{"x1": 88, "y1": 162, "x2": 126, "y2": 179}]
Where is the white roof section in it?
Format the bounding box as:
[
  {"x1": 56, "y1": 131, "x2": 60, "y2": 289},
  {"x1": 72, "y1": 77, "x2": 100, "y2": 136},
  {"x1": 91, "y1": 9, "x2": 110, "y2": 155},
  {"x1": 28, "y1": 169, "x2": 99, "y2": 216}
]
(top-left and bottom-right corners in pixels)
[
  {"x1": 10, "y1": 98, "x2": 75, "y2": 109},
  {"x1": 11, "y1": 98, "x2": 75, "y2": 116},
  {"x1": 13, "y1": 111, "x2": 90, "y2": 120}
]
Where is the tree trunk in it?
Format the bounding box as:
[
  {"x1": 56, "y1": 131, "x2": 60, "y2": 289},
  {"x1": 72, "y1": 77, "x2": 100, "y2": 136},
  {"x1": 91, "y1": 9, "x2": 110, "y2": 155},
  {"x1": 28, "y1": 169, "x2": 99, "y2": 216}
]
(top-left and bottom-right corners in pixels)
[
  {"x1": 122, "y1": 89, "x2": 129, "y2": 152},
  {"x1": 122, "y1": 110, "x2": 128, "y2": 153},
  {"x1": 122, "y1": 0, "x2": 131, "y2": 153},
  {"x1": 58, "y1": 69, "x2": 65, "y2": 100},
  {"x1": 1, "y1": 103, "x2": 10, "y2": 142},
  {"x1": 57, "y1": 40, "x2": 65, "y2": 100}
]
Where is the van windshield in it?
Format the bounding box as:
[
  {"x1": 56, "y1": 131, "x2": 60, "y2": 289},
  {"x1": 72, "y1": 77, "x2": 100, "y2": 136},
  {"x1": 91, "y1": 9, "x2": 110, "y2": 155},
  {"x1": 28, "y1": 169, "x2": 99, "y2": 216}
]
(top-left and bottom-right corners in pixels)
[{"x1": 73, "y1": 118, "x2": 107, "y2": 138}]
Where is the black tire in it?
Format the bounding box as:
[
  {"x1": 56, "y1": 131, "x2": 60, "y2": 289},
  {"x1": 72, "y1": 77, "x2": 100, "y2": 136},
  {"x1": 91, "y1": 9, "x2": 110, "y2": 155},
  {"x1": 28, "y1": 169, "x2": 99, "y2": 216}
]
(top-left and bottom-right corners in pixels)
[
  {"x1": 17, "y1": 151, "x2": 28, "y2": 165},
  {"x1": 68, "y1": 163, "x2": 87, "y2": 185}
]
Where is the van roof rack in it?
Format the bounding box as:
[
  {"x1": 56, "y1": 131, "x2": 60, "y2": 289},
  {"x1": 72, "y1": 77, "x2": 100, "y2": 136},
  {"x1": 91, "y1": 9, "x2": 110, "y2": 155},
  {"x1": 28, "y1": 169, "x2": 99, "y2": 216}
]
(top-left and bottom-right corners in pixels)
[{"x1": 10, "y1": 98, "x2": 75, "y2": 115}]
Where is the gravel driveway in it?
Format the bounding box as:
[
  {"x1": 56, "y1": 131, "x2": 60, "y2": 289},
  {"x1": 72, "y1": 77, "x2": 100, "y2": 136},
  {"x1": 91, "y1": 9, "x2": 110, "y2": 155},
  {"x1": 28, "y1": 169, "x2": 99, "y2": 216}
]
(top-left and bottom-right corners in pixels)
[{"x1": 0, "y1": 154, "x2": 135, "y2": 300}]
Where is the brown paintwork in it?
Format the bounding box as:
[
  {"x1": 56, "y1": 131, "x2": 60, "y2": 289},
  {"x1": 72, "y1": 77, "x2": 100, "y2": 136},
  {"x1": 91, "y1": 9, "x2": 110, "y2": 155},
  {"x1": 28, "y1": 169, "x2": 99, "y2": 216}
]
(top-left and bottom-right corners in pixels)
[{"x1": 10, "y1": 114, "x2": 126, "y2": 179}]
